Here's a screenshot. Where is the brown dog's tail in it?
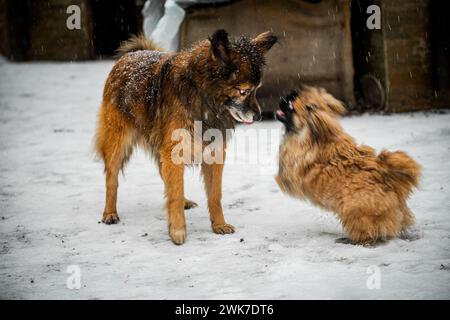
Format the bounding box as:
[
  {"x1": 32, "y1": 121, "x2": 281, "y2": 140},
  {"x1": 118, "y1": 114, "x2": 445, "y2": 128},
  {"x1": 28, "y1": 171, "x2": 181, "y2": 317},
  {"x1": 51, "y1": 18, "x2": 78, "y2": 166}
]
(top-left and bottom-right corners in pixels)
[
  {"x1": 115, "y1": 34, "x2": 162, "y2": 57},
  {"x1": 378, "y1": 150, "x2": 421, "y2": 198}
]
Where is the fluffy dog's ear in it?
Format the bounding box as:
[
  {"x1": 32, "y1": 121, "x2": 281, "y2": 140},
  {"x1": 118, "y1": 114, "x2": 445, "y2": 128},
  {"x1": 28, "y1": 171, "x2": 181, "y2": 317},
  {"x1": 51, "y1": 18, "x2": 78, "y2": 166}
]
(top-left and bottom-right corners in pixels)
[
  {"x1": 252, "y1": 31, "x2": 278, "y2": 54},
  {"x1": 306, "y1": 104, "x2": 317, "y2": 112},
  {"x1": 209, "y1": 29, "x2": 231, "y2": 65},
  {"x1": 328, "y1": 99, "x2": 346, "y2": 116},
  {"x1": 306, "y1": 110, "x2": 342, "y2": 143},
  {"x1": 323, "y1": 91, "x2": 346, "y2": 116}
]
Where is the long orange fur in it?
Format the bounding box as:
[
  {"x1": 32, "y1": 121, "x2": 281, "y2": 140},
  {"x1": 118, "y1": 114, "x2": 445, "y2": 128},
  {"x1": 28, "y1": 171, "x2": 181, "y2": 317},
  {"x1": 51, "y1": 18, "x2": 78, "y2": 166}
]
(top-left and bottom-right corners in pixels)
[{"x1": 276, "y1": 86, "x2": 421, "y2": 245}]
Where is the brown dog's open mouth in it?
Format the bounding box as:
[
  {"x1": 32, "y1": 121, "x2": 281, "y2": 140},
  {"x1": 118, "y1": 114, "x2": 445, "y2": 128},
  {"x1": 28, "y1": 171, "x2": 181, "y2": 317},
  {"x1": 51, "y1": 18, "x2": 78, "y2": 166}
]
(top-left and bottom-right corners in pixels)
[{"x1": 228, "y1": 108, "x2": 254, "y2": 124}]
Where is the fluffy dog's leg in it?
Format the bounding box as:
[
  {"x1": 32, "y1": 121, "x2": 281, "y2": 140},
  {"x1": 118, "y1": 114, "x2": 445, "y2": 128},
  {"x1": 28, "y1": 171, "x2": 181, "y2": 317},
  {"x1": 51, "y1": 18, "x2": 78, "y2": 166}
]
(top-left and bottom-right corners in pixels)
[
  {"x1": 96, "y1": 104, "x2": 134, "y2": 224},
  {"x1": 159, "y1": 153, "x2": 187, "y2": 245},
  {"x1": 400, "y1": 205, "x2": 415, "y2": 231},
  {"x1": 342, "y1": 210, "x2": 403, "y2": 245},
  {"x1": 184, "y1": 198, "x2": 198, "y2": 210},
  {"x1": 202, "y1": 161, "x2": 235, "y2": 235}
]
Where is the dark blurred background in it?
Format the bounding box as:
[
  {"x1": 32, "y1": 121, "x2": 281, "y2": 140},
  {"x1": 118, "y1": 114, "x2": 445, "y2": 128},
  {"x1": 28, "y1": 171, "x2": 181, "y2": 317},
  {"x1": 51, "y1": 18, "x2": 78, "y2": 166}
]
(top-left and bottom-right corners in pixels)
[{"x1": 0, "y1": 0, "x2": 449, "y2": 114}]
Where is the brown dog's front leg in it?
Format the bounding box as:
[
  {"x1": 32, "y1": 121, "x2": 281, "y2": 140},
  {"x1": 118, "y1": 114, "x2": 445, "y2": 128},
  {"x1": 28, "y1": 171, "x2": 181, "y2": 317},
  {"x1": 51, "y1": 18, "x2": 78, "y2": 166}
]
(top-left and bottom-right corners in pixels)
[
  {"x1": 202, "y1": 162, "x2": 235, "y2": 235},
  {"x1": 159, "y1": 154, "x2": 186, "y2": 245}
]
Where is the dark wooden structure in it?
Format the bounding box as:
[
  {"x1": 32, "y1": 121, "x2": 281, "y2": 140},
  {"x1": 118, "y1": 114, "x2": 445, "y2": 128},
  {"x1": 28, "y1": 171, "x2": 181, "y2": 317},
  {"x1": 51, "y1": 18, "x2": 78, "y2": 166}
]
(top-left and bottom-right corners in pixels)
[
  {"x1": 0, "y1": 0, "x2": 143, "y2": 60},
  {"x1": 352, "y1": 0, "x2": 450, "y2": 112}
]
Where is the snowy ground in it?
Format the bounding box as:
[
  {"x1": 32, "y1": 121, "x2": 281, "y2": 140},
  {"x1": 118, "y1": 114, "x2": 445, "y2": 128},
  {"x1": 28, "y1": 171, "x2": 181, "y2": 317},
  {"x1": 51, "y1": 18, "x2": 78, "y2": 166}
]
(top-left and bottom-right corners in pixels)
[{"x1": 0, "y1": 58, "x2": 449, "y2": 300}]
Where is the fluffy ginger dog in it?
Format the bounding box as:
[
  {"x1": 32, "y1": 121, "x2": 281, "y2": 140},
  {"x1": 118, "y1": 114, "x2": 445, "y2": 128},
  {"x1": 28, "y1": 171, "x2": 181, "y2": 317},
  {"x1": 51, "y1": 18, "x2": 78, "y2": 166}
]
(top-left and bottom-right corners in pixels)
[{"x1": 275, "y1": 86, "x2": 421, "y2": 245}]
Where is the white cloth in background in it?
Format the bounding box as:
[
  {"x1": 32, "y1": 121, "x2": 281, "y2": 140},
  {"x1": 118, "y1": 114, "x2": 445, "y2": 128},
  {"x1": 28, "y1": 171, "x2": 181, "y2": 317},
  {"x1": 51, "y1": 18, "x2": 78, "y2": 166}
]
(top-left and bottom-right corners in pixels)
[
  {"x1": 142, "y1": 0, "x2": 185, "y2": 52},
  {"x1": 142, "y1": 0, "x2": 231, "y2": 52},
  {"x1": 142, "y1": 0, "x2": 165, "y2": 39},
  {"x1": 151, "y1": 0, "x2": 185, "y2": 52}
]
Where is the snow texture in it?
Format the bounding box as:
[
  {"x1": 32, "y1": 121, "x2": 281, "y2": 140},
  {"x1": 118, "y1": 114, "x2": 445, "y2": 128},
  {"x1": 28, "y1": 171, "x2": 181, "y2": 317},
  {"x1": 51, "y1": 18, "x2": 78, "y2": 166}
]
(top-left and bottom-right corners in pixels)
[{"x1": 0, "y1": 59, "x2": 449, "y2": 299}]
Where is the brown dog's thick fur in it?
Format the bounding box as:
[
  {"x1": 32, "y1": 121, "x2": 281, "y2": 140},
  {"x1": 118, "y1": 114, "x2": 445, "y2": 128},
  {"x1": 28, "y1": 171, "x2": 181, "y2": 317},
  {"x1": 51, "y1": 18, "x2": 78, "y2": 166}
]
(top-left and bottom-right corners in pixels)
[
  {"x1": 95, "y1": 30, "x2": 277, "y2": 244},
  {"x1": 275, "y1": 86, "x2": 421, "y2": 245}
]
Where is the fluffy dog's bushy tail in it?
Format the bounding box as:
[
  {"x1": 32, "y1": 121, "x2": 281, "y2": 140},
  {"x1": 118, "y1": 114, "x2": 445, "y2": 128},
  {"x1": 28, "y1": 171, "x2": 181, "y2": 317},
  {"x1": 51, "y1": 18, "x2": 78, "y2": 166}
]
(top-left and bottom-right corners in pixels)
[
  {"x1": 378, "y1": 150, "x2": 421, "y2": 198},
  {"x1": 116, "y1": 34, "x2": 162, "y2": 57}
]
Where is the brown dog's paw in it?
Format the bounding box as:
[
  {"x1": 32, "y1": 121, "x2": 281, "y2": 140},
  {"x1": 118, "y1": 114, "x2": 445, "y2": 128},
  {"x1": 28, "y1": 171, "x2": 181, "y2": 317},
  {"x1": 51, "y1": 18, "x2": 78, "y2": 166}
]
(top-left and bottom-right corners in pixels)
[
  {"x1": 184, "y1": 199, "x2": 198, "y2": 210},
  {"x1": 169, "y1": 226, "x2": 187, "y2": 245},
  {"x1": 212, "y1": 223, "x2": 235, "y2": 235},
  {"x1": 102, "y1": 212, "x2": 120, "y2": 224}
]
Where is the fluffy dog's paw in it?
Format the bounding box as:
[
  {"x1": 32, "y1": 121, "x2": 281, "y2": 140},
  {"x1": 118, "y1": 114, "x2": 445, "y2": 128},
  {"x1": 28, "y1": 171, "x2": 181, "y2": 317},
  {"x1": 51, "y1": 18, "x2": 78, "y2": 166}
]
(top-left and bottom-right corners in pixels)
[
  {"x1": 184, "y1": 199, "x2": 198, "y2": 210},
  {"x1": 212, "y1": 223, "x2": 235, "y2": 235},
  {"x1": 335, "y1": 237, "x2": 380, "y2": 247},
  {"x1": 169, "y1": 226, "x2": 187, "y2": 245},
  {"x1": 102, "y1": 212, "x2": 120, "y2": 224},
  {"x1": 400, "y1": 228, "x2": 422, "y2": 241},
  {"x1": 335, "y1": 237, "x2": 353, "y2": 244}
]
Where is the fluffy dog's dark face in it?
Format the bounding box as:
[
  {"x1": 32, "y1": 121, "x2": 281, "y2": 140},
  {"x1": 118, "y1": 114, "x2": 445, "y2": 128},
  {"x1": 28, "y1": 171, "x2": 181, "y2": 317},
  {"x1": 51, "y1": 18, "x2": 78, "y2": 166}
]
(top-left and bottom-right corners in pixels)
[
  {"x1": 276, "y1": 86, "x2": 347, "y2": 141},
  {"x1": 276, "y1": 90, "x2": 298, "y2": 132},
  {"x1": 207, "y1": 30, "x2": 278, "y2": 124}
]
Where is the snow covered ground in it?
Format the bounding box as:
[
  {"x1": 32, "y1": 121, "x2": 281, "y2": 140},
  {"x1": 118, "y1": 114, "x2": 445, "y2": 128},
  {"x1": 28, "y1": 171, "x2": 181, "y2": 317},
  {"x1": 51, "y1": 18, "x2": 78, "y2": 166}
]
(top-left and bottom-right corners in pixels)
[{"x1": 0, "y1": 58, "x2": 449, "y2": 300}]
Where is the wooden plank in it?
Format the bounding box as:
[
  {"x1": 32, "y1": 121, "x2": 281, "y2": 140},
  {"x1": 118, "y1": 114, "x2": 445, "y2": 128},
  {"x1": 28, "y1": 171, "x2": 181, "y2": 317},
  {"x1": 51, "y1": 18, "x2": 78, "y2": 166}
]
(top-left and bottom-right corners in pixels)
[{"x1": 27, "y1": 0, "x2": 94, "y2": 60}]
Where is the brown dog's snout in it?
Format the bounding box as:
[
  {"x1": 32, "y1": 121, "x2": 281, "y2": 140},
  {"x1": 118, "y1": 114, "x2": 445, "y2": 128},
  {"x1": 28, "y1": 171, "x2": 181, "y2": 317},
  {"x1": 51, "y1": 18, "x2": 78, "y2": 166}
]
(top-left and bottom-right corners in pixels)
[
  {"x1": 249, "y1": 99, "x2": 262, "y2": 121},
  {"x1": 253, "y1": 112, "x2": 262, "y2": 121}
]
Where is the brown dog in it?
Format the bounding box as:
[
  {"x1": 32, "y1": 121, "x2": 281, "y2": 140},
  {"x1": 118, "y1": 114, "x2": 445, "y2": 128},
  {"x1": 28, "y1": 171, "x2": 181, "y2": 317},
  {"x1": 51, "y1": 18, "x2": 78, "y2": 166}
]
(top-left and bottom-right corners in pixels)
[
  {"x1": 95, "y1": 30, "x2": 277, "y2": 244},
  {"x1": 275, "y1": 86, "x2": 421, "y2": 245}
]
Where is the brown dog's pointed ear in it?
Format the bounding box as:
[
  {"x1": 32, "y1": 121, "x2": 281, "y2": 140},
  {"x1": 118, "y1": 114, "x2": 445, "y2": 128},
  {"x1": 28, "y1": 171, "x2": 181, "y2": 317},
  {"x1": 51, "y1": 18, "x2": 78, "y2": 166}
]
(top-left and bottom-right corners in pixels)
[
  {"x1": 209, "y1": 29, "x2": 231, "y2": 65},
  {"x1": 252, "y1": 31, "x2": 278, "y2": 54}
]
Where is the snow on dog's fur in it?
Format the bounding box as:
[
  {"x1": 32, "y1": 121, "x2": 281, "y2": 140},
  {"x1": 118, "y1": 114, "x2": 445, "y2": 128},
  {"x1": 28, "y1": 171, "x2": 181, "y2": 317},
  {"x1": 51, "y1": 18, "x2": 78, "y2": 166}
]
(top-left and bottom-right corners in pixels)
[
  {"x1": 276, "y1": 86, "x2": 421, "y2": 245},
  {"x1": 95, "y1": 30, "x2": 277, "y2": 245}
]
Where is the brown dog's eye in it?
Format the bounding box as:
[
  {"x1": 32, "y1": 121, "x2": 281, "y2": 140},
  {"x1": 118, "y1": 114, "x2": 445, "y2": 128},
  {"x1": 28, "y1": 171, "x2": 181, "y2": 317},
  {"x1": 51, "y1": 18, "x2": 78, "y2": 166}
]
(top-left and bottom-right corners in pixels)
[{"x1": 239, "y1": 89, "x2": 249, "y2": 96}]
